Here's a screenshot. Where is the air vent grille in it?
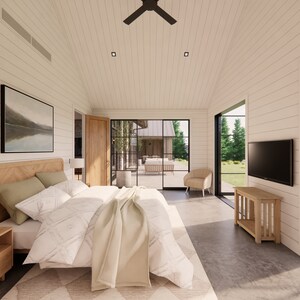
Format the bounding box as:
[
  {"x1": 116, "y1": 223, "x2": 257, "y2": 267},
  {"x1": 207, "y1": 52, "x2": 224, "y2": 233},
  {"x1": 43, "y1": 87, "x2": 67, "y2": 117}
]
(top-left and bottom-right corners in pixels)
[
  {"x1": 32, "y1": 37, "x2": 51, "y2": 61},
  {"x1": 2, "y1": 8, "x2": 31, "y2": 43},
  {"x1": 2, "y1": 8, "x2": 52, "y2": 62}
]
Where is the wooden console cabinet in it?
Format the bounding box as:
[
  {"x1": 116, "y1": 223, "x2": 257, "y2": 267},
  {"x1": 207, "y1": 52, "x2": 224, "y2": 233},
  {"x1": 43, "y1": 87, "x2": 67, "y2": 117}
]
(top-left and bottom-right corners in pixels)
[{"x1": 234, "y1": 187, "x2": 281, "y2": 243}]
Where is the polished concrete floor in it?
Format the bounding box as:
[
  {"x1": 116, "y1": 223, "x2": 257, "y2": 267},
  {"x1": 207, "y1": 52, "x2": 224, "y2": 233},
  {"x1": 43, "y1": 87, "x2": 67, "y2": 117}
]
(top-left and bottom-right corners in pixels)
[{"x1": 162, "y1": 190, "x2": 300, "y2": 300}]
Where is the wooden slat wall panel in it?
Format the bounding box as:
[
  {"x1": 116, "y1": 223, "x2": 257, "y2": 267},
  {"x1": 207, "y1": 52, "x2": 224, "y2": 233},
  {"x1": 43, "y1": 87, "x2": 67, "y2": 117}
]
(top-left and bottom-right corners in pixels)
[
  {"x1": 207, "y1": 0, "x2": 300, "y2": 255},
  {"x1": 0, "y1": 0, "x2": 91, "y2": 174},
  {"x1": 52, "y1": 0, "x2": 245, "y2": 110}
]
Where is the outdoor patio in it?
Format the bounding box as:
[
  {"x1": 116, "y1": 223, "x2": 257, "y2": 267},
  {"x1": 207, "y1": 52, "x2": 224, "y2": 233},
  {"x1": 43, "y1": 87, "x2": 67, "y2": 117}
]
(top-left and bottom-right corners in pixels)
[{"x1": 112, "y1": 159, "x2": 188, "y2": 189}]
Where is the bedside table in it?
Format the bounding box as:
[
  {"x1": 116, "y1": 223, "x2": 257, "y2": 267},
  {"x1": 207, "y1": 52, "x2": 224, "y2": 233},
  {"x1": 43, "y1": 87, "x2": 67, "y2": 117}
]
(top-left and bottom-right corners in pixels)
[{"x1": 0, "y1": 227, "x2": 13, "y2": 280}]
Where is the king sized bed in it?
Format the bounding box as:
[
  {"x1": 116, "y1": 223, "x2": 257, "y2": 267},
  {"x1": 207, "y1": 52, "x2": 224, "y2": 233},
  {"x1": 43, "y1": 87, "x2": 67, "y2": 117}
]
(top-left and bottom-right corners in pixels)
[{"x1": 0, "y1": 158, "x2": 193, "y2": 291}]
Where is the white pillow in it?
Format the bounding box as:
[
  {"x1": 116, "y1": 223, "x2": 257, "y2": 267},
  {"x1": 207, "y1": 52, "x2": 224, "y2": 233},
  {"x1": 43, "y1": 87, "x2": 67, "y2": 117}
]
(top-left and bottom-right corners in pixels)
[
  {"x1": 54, "y1": 180, "x2": 89, "y2": 197},
  {"x1": 16, "y1": 186, "x2": 71, "y2": 222}
]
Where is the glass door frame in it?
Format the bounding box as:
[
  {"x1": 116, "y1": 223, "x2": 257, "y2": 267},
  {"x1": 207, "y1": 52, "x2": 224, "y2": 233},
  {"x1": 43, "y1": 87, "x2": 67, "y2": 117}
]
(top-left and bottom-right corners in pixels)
[
  {"x1": 162, "y1": 119, "x2": 190, "y2": 190},
  {"x1": 214, "y1": 101, "x2": 246, "y2": 197},
  {"x1": 110, "y1": 119, "x2": 190, "y2": 190}
]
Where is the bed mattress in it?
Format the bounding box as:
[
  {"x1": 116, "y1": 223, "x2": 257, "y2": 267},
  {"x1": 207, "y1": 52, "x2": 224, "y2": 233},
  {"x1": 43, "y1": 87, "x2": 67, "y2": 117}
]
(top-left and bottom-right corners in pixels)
[{"x1": 0, "y1": 218, "x2": 41, "y2": 250}]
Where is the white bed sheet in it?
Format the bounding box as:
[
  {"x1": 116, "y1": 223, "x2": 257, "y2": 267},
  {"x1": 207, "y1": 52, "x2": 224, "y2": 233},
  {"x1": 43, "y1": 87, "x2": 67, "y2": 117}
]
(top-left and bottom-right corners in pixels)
[
  {"x1": 0, "y1": 185, "x2": 119, "y2": 250},
  {"x1": 0, "y1": 218, "x2": 41, "y2": 250}
]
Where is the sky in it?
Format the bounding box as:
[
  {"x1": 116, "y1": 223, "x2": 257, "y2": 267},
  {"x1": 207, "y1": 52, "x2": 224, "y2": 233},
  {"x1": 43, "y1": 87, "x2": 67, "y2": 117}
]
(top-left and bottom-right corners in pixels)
[
  {"x1": 178, "y1": 120, "x2": 189, "y2": 137},
  {"x1": 223, "y1": 105, "x2": 245, "y2": 134}
]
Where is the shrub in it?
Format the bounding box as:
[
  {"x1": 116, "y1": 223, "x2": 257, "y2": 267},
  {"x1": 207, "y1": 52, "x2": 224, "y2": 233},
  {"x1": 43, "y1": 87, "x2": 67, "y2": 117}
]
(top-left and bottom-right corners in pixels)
[{"x1": 233, "y1": 161, "x2": 240, "y2": 164}]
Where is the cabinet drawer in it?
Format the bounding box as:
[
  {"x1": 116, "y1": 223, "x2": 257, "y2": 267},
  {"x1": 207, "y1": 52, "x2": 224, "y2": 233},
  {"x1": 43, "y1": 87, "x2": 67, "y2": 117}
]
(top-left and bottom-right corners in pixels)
[{"x1": 0, "y1": 245, "x2": 12, "y2": 276}]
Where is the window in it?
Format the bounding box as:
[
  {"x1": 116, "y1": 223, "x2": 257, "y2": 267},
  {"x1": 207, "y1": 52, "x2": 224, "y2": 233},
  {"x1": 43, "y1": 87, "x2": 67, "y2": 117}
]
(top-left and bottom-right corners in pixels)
[{"x1": 111, "y1": 119, "x2": 190, "y2": 189}]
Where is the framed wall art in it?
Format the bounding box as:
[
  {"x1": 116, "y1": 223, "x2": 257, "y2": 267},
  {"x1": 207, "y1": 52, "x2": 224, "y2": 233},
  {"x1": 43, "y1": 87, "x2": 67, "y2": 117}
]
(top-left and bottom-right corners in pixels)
[{"x1": 1, "y1": 85, "x2": 54, "y2": 153}]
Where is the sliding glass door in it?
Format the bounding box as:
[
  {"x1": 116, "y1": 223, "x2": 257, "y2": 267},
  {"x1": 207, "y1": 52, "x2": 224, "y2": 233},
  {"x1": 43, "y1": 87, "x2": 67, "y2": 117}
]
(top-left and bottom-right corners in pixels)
[
  {"x1": 111, "y1": 119, "x2": 189, "y2": 189},
  {"x1": 111, "y1": 120, "x2": 138, "y2": 188},
  {"x1": 163, "y1": 120, "x2": 189, "y2": 189},
  {"x1": 215, "y1": 102, "x2": 246, "y2": 199}
]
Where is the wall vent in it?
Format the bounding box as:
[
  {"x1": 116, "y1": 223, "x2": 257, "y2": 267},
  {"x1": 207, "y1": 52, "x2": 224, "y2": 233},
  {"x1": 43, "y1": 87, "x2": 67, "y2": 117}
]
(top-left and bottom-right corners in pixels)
[
  {"x1": 32, "y1": 37, "x2": 51, "y2": 61},
  {"x1": 2, "y1": 8, "x2": 31, "y2": 43},
  {"x1": 2, "y1": 8, "x2": 52, "y2": 62}
]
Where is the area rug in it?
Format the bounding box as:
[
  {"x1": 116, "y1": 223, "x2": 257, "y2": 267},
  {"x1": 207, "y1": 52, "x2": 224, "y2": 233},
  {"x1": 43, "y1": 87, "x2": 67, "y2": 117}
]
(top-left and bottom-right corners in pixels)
[{"x1": 3, "y1": 206, "x2": 217, "y2": 300}]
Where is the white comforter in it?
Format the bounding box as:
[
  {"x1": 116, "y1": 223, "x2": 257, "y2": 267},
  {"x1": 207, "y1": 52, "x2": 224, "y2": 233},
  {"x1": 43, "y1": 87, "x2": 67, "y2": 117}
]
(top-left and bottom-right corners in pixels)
[{"x1": 24, "y1": 186, "x2": 193, "y2": 288}]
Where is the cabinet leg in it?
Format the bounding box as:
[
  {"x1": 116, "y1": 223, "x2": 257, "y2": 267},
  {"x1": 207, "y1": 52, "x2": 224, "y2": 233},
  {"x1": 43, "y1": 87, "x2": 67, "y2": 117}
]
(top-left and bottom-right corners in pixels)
[
  {"x1": 234, "y1": 191, "x2": 239, "y2": 225},
  {"x1": 255, "y1": 201, "x2": 261, "y2": 243},
  {"x1": 0, "y1": 274, "x2": 5, "y2": 281},
  {"x1": 274, "y1": 200, "x2": 281, "y2": 243}
]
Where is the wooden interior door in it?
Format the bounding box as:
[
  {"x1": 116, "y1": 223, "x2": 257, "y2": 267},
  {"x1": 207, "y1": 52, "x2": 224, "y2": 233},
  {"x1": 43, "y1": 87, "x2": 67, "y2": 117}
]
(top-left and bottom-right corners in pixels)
[{"x1": 85, "y1": 115, "x2": 110, "y2": 186}]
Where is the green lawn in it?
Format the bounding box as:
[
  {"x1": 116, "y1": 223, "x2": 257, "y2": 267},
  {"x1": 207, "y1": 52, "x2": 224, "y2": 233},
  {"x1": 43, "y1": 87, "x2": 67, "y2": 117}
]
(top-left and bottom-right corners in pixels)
[
  {"x1": 174, "y1": 159, "x2": 188, "y2": 166},
  {"x1": 221, "y1": 161, "x2": 246, "y2": 187},
  {"x1": 173, "y1": 159, "x2": 246, "y2": 187}
]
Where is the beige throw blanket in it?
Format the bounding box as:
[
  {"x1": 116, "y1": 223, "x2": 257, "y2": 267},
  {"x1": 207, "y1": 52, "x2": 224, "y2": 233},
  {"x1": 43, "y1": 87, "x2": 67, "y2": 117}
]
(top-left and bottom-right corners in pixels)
[{"x1": 92, "y1": 187, "x2": 150, "y2": 291}]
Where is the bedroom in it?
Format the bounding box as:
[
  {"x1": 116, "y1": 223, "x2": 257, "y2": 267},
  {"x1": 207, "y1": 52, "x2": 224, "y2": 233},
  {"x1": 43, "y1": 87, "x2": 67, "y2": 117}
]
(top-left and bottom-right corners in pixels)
[{"x1": 0, "y1": 0, "x2": 300, "y2": 299}]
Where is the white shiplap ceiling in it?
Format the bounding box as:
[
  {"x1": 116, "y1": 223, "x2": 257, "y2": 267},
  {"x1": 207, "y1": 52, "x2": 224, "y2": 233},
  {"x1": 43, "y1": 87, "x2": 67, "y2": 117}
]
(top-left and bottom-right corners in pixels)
[{"x1": 52, "y1": 0, "x2": 245, "y2": 110}]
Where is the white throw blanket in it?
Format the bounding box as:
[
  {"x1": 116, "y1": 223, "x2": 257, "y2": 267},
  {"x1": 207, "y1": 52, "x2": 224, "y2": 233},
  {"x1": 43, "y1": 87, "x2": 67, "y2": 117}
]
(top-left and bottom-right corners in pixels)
[
  {"x1": 92, "y1": 186, "x2": 150, "y2": 290},
  {"x1": 25, "y1": 186, "x2": 193, "y2": 289}
]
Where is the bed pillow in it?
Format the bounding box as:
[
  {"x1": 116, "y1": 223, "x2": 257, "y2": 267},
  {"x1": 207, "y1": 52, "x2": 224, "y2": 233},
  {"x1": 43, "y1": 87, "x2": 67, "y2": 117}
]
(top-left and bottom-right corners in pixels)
[
  {"x1": 0, "y1": 177, "x2": 45, "y2": 225},
  {"x1": 54, "y1": 180, "x2": 89, "y2": 197},
  {"x1": 35, "y1": 171, "x2": 67, "y2": 188},
  {"x1": 16, "y1": 186, "x2": 71, "y2": 223}
]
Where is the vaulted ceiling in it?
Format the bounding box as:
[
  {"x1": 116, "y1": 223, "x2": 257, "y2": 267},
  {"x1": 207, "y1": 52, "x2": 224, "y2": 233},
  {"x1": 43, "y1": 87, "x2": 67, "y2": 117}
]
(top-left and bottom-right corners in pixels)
[{"x1": 52, "y1": 0, "x2": 245, "y2": 110}]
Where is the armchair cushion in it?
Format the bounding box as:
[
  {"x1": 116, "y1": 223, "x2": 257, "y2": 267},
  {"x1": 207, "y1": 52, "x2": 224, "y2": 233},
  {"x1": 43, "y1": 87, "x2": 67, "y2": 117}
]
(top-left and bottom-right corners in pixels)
[{"x1": 184, "y1": 168, "x2": 212, "y2": 191}]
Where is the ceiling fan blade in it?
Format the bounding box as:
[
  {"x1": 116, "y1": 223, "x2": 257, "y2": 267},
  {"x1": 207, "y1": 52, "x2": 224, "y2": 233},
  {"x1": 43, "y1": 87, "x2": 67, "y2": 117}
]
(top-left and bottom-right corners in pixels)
[
  {"x1": 124, "y1": 6, "x2": 147, "y2": 25},
  {"x1": 154, "y1": 6, "x2": 177, "y2": 25}
]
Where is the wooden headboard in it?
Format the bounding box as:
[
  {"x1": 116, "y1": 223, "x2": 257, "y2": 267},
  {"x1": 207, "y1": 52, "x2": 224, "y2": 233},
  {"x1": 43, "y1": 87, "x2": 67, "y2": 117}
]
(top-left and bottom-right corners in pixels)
[{"x1": 0, "y1": 158, "x2": 64, "y2": 222}]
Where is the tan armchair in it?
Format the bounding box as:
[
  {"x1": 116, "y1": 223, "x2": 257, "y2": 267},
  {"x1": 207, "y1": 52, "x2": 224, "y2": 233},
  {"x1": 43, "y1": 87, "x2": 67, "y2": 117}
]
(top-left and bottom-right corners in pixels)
[{"x1": 184, "y1": 168, "x2": 212, "y2": 197}]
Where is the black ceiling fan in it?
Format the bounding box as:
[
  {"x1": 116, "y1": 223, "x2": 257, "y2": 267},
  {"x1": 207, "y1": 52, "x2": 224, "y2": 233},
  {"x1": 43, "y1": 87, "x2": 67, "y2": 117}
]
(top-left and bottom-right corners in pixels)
[{"x1": 124, "y1": 0, "x2": 177, "y2": 25}]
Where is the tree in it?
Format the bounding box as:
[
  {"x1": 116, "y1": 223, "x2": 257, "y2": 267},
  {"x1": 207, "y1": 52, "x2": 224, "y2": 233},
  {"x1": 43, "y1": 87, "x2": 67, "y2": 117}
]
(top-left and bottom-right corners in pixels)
[
  {"x1": 172, "y1": 121, "x2": 188, "y2": 160},
  {"x1": 114, "y1": 120, "x2": 132, "y2": 170},
  {"x1": 231, "y1": 119, "x2": 245, "y2": 161},
  {"x1": 221, "y1": 117, "x2": 231, "y2": 161}
]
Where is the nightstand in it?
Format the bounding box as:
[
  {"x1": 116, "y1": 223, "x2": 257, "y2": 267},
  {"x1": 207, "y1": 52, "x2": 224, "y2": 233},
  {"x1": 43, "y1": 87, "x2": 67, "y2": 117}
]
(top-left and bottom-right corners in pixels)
[{"x1": 0, "y1": 227, "x2": 13, "y2": 280}]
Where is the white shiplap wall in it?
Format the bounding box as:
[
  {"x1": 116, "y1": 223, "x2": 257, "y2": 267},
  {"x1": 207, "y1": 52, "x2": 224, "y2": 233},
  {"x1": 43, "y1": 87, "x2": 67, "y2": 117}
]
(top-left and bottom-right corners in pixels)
[
  {"x1": 207, "y1": 0, "x2": 300, "y2": 254},
  {"x1": 97, "y1": 109, "x2": 208, "y2": 171},
  {"x1": 0, "y1": 0, "x2": 91, "y2": 174}
]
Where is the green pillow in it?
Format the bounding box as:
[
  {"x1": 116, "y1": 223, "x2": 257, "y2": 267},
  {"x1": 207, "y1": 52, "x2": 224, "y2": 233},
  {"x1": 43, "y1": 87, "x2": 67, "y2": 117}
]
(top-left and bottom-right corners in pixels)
[
  {"x1": 35, "y1": 171, "x2": 67, "y2": 188},
  {"x1": 0, "y1": 177, "x2": 45, "y2": 224}
]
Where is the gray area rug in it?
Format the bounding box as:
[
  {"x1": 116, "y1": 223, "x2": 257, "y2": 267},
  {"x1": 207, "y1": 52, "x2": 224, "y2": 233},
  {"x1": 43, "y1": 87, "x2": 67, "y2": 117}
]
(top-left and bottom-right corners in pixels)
[{"x1": 3, "y1": 205, "x2": 217, "y2": 300}]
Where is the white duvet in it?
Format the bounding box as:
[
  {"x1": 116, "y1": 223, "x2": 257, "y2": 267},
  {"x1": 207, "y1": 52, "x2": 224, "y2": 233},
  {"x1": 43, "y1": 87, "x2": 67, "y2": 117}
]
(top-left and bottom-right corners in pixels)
[{"x1": 24, "y1": 186, "x2": 193, "y2": 288}]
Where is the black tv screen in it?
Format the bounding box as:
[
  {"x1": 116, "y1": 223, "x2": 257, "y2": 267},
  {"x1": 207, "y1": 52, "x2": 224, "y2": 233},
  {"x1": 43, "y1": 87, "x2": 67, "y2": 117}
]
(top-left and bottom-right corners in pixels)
[{"x1": 248, "y1": 140, "x2": 293, "y2": 186}]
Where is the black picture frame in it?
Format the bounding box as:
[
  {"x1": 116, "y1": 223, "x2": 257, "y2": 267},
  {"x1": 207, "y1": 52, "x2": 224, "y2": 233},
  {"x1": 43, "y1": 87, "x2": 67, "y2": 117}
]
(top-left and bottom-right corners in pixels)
[{"x1": 1, "y1": 85, "x2": 54, "y2": 153}]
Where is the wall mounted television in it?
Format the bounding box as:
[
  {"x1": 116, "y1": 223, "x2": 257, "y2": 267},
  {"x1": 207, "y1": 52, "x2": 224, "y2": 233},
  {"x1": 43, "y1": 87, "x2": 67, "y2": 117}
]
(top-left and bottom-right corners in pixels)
[{"x1": 248, "y1": 139, "x2": 293, "y2": 186}]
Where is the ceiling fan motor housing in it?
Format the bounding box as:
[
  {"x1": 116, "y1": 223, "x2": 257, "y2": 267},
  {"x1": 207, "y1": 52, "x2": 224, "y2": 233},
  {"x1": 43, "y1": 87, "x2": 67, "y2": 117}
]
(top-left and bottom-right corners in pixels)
[
  {"x1": 143, "y1": 0, "x2": 158, "y2": 11},
  {"x1": 124, "y1": 0, "x2": 176, "y2": 25}
]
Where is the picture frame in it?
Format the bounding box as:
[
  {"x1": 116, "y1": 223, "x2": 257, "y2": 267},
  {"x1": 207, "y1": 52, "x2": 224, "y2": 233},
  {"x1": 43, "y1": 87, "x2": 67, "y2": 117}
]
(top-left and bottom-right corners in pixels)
[{"x1": 1, "y1": 85, "x2": 54, "y2": 153}]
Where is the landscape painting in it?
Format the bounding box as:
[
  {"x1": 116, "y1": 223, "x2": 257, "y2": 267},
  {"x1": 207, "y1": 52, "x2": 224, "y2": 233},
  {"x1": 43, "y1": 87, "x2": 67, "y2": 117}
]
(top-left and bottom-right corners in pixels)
[{"x1": 1, "y1": 85, "x2": 54, "y2": 153}]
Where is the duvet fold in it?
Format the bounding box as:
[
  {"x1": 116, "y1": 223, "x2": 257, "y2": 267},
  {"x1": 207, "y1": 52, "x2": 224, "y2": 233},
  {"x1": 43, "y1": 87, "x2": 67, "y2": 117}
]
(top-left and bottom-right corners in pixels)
[{"x1": 92, "y1": 186, "x2": 150, "y2": 290}]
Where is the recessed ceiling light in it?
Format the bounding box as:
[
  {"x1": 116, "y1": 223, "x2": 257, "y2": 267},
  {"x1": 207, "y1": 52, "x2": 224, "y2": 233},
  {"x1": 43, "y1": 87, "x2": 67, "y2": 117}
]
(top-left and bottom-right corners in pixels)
[
  {"x1": 111, "y1": 51, "x2": 116, "y2": 57},
  {"x1": 184, "y1": 52, "x2": 189, "y2": 57}
]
